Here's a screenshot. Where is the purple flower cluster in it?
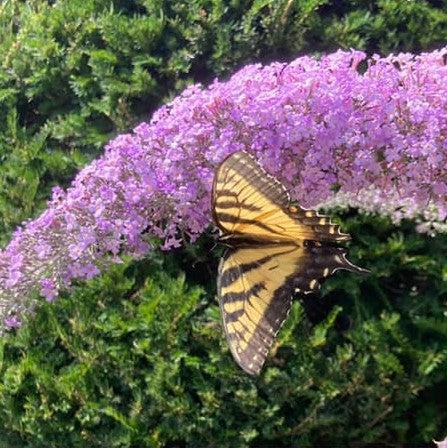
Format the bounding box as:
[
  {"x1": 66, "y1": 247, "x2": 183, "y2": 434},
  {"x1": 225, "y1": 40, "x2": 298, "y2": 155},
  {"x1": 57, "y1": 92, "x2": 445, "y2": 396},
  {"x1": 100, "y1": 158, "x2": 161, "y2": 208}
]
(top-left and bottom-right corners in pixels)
[
  {"x1": 1, "y1": 48, "x2": 447, "y2": 331},
  {"x1": 434, "y1": 436, "x2": 447, "y2": 448}
]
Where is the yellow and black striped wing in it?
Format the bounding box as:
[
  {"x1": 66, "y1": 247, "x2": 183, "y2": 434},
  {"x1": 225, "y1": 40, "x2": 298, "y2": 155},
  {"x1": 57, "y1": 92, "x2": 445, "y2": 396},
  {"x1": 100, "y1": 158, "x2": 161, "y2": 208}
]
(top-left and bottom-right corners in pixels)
[
  {"x1": 212, "y1": 151, "x2": 349, "y2": 242},
  {"x1": 217, "y1": 242, "x2": 365, "y2": 375}
]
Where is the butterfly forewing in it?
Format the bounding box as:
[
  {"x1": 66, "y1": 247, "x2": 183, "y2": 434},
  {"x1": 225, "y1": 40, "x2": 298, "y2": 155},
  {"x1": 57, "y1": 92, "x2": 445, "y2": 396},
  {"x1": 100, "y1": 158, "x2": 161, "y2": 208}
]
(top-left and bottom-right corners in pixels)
[{"x1": 213, "y1": 151, "x2": 349, "y2": 242}]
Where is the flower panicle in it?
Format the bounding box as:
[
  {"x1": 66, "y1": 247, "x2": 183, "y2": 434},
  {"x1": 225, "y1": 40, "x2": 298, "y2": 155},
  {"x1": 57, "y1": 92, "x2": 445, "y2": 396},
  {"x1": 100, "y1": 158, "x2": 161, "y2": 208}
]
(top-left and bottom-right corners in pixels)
[{"x1": 1, "y1": 48, "x2": 447, "y2": 332}]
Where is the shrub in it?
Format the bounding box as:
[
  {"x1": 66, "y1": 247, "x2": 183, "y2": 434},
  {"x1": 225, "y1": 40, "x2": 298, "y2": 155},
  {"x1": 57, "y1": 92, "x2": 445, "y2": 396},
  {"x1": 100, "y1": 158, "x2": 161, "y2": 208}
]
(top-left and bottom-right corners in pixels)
[
  {"x1": 2, "y1": 0, "x2": 447, "y2": 243},
  {"x1": 2, "y1": 48, "x2": 447, "y2": 333},
  {"x1": 0, "y1": 213, "x2": 446, "y2": 447},
  {"x1": 1, "y1": 1, "x2": 447, "y2": 446}
]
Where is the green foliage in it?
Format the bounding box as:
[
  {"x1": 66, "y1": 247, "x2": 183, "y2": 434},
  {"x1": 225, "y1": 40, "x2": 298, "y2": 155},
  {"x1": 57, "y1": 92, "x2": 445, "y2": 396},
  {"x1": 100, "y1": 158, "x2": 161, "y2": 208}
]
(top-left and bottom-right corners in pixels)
[
  {"x1": 1, "y1": 0, "x2": 447, "y2": 242},
  {"x1": 322, "y1": 0, "x2": 447, "y2": 54},
  {"x1": 1, "y1": 1, "x2": 447, "y2": 445},
  {"x1": 0, "y1": 214, "x2": 446, "y2": 447}
]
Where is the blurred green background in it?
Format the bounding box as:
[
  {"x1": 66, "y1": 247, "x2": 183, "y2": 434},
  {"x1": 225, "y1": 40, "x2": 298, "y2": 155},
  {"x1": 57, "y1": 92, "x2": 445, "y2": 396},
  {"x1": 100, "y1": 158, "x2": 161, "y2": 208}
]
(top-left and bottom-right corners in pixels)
[{"x1": 0, "y1": 1, "x2": 446, "y2": 446}]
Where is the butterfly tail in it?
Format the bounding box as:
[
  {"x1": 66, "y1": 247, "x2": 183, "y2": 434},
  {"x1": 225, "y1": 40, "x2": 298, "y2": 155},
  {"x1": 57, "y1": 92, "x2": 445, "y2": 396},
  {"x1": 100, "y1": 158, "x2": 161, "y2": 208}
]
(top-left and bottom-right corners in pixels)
[{"x1": 292, "y1": 242, "x2": 369, "y2": 295}]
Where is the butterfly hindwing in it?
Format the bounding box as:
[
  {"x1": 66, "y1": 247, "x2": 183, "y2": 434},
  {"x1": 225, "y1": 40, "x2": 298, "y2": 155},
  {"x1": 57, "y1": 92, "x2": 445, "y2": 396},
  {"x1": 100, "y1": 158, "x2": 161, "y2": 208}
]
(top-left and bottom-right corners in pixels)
[
  {"x1": 218, "y1": 244, "x2": 299, "y2": 375},
  {"x1": 217, "y1": 242, "x2": 364, "y2": 375},
  {"x1": 212, "y1": 151, "x2": 350, "y2": 242}
]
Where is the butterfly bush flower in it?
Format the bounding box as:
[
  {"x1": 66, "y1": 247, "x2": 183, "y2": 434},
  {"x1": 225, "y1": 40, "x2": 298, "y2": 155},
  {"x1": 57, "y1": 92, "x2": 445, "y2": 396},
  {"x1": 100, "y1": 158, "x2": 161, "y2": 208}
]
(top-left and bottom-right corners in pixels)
[
  {"x1": 1, "y1": 48, "x2": 447, "y2": 332},
  {"x1": 434, "y1": 437, "x2": 447, "y2": 448}
]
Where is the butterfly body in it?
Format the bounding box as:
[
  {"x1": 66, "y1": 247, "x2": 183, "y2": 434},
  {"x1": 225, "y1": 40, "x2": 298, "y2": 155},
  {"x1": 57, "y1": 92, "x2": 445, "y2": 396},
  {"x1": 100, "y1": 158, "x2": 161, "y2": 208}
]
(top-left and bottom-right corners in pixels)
[{"x1": 212, "y1": 151, "x2": 367, "y2": 375}]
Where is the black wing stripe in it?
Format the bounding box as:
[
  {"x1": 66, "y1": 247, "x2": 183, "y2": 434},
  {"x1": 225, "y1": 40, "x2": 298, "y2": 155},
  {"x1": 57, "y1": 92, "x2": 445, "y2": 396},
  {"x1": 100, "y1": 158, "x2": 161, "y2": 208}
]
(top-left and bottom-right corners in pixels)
[
  {"x1": 217, "y1": 152, "x2": 289, "y2": 206},
  {"x1": 217, "y1": 214, "x2": 286, "y2": 235},
  {"x1": 225, "y1": 309, "x2": 245, "y2": 322},
  {"x1": 214, "y1": 189, "x2": 239, "y2": 198},
  {"x1": 216, "y1": 201, "x2": 262, "y2": 211},
  {"x1": 221, "y1": 282, "x2": 266, "y2": 303},
  {"x1": 219, "y1": 247, "x2": 296, "y2": 287}
]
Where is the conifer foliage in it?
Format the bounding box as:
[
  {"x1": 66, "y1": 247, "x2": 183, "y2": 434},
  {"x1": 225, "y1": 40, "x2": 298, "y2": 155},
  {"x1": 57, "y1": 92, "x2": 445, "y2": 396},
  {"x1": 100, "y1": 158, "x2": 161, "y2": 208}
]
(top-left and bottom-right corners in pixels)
[{"x1": 1, "y1": 1, "x2": 447, "y2": 446}]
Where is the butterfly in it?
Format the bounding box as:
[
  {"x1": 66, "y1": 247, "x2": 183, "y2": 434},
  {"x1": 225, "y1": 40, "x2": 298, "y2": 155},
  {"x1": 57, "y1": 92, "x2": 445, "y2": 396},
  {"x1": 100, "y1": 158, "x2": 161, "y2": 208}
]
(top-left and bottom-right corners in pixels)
[{"x1": 212, "y1": 150, "x2": 368, "y2": 375}]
